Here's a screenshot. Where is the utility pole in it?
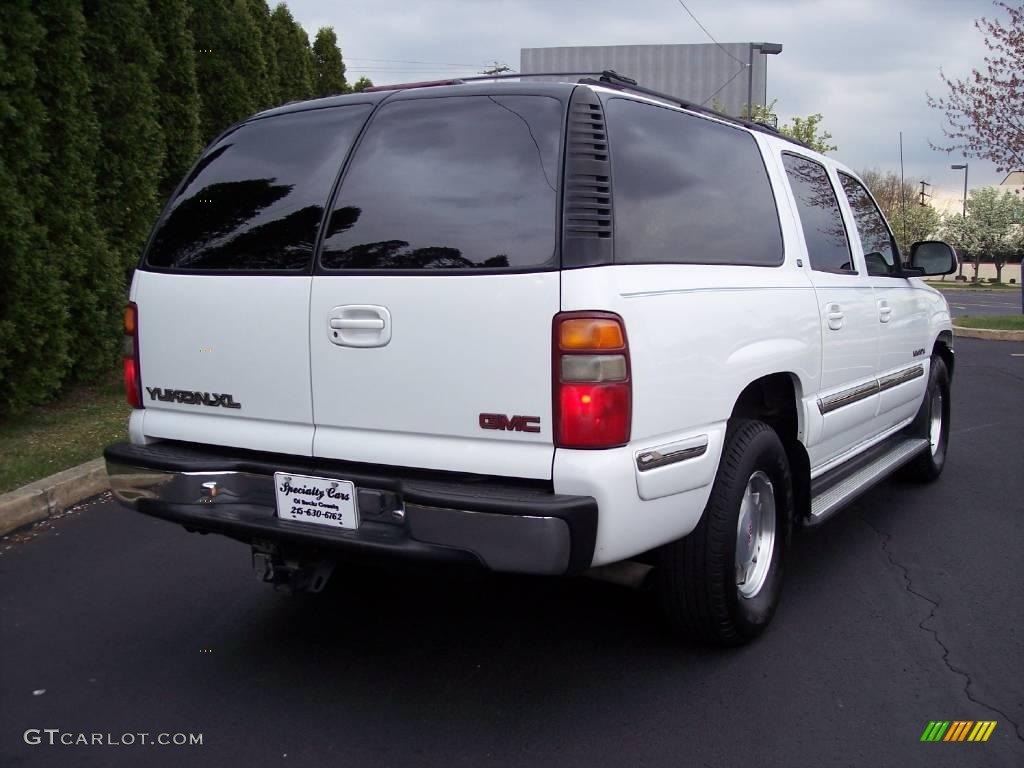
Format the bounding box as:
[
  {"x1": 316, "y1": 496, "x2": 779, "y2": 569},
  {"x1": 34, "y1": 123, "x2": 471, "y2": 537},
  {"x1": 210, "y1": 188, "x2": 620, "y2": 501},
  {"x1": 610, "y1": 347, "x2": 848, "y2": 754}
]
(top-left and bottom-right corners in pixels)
[{"x1": 918, "y1": 180, "x2": 931, "y2": 207}]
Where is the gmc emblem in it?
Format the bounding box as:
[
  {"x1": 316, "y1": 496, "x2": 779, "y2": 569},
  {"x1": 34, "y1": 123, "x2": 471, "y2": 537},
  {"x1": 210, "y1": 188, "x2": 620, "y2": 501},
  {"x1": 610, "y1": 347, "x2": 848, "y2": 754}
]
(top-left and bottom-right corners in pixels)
[{"x1": 479, "y1": 413, "x2": 541, "y2": 433}]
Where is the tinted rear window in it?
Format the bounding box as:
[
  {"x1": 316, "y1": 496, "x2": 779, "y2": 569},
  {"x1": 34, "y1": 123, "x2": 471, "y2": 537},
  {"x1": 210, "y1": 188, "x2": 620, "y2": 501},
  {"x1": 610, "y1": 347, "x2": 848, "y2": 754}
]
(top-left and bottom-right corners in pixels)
[
  {"x1": 146, "y1": 105, "x2": 371, "y2": 271},
  {"x1": 319, "y1": 95, "x2": 563, "y2": 271},
  {"x1": 605, "y1": 98, "x2": 783, "y2": 266}
]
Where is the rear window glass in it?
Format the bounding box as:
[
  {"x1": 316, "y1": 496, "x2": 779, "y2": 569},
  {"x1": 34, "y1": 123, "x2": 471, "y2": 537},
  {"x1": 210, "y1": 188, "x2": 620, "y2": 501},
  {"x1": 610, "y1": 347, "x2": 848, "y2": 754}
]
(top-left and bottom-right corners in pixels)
[
  {"x1": 605, "y1": 98, "x2": 783, "y2": 266},
  {"x1": 319, "y1": 95, "x2": 563, "y2": 271},
  {"x1": 146, "y1": 105, "x2": 371, "y2": 271}
]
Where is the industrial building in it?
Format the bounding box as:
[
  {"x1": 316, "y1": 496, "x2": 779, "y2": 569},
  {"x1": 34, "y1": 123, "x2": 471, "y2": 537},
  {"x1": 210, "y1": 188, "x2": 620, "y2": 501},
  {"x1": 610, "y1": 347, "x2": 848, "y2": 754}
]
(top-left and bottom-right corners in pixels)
[{"x1": 520, "y1": 42, "x2": 781, "y2": 116}]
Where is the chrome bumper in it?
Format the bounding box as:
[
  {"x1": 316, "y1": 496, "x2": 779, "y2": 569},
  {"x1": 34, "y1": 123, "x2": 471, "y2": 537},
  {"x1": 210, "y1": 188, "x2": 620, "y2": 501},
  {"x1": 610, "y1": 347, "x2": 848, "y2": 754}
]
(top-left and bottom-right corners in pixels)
[{"x1": 106, "y1": 453, "x2": 595, "y2": 576}]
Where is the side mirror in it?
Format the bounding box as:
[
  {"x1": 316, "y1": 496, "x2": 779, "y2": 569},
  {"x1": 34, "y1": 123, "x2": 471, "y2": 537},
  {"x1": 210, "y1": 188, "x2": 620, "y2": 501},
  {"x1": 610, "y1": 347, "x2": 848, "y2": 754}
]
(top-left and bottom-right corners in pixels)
[{"x1": 908, "y1": 240, "x2": 958, "y2": 276}]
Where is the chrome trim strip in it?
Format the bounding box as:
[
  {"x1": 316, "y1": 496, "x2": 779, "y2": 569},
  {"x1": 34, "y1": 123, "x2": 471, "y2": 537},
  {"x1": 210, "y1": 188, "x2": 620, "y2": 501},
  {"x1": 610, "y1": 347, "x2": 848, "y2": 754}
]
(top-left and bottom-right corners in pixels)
[
  {"x1": 878, "y1": 363, "x2": 924, "y2": 392},
  {"x1": 636, "y1": 436, "x2": 709, "y2": 472},
  {"x1": 817, "y1": 363, "x2": 926, "y2": 415},
  {"x1": 817, "y1": 380, "x2": 879, "y2": 415}
]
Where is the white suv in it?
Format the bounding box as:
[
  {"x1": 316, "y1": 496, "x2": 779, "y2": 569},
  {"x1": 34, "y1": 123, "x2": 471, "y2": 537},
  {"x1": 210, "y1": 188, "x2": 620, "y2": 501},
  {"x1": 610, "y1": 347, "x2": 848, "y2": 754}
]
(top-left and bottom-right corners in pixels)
[{"x1": 105, "y1": 73, "x2": 957, "y2": 645}]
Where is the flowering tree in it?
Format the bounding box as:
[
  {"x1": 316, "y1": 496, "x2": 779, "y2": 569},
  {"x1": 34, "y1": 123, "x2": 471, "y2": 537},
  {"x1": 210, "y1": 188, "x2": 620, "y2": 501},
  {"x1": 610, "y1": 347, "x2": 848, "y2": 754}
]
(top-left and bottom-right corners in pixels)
[
  {"x1": 927, "y1": 1, "x2": 1024, "y2": 172},
  {"x1": 940, "y1": 187, "x2": 1024, "y2": 282}
]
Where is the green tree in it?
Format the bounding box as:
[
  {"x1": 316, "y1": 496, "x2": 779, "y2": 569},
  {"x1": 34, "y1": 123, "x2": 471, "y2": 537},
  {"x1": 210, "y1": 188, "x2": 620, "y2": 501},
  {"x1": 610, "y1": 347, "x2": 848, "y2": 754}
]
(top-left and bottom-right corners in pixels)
[
  {"x1": 889, "y1": 201, "x2": 941, "y2": 255},
  {"x1": 738, "y1": 100, "x2": 838, "y2": 154},
  {"x1": 940, "y1": 187, "x2": 1024, "y2": 282},
  {"x1": 84, "y1": 0, "x2": 165, "y2": 274},
  {"x1": 35, "y1": 0, "x2": 120, "y2": 384},
  {"x1": 150, "y1": 0, "x2": 202, "y2": 198},
  {"x1": 349, "y1": 76, "x2": 374, "y2": 93},
  {"x1": 312, "y1": 27, "x2": 346, "y2": 97},
  {"x1": 0, "y1": 1, "x2": 63, "y2": 411},
  {"x1": 247, "y1": 0, "x2": 279, "y2": 108},
  {"x1": 859, "y1": 169, "x2": 917, "y2": 220},
  {"x1": 270, "y1": 3, "x2": 313, "y2": 103},
  {"x1": 860, "y1": 169, "x2": 941, "y2": 253},
  {"x1": 190, "y1": 0, "x2": 268, "y2": 143},
  {"x1": 782, "y1": 113, "x2": 838, "y2": 154}
]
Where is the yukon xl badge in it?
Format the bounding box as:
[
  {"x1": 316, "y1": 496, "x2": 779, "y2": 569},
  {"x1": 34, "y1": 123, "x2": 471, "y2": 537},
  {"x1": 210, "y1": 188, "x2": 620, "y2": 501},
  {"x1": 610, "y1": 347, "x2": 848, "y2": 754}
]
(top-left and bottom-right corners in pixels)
[
  {"x1": 146, "y1": 387, "x2": 242, "y2": 409},
  {"x1": 479, "y1": 413, "x2": 541, "y2": 433}
]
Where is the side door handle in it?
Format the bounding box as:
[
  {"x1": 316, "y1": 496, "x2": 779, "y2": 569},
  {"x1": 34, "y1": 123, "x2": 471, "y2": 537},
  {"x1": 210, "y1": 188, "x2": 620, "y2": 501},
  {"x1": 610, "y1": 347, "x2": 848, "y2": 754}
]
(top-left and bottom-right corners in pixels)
[
  {"x1": 877, "y1": 299, "x2": 892, "y2": 323},
  {"x1": 327, "y1": 305, "x2": 392, "y2": 348},
  {"x1": 826, "y1": 303, "x2": 845, "y2": 331},
  {"x1": 329, "y1": 317, "x2": 385, "y2": 331}
]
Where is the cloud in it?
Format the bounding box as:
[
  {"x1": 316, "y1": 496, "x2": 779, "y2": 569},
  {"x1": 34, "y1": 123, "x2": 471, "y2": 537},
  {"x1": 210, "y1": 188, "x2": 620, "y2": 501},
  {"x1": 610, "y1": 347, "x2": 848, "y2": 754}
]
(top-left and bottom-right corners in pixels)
[{"x1": 289, "y1": 0, "x2": 1013, "y2": 192}]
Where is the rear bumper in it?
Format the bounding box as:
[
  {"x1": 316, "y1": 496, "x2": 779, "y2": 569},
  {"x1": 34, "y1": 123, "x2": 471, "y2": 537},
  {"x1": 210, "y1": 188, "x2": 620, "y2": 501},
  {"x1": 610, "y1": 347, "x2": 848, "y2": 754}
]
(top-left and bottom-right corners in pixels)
[{"x1": 104, "y1": 441, "x2": 597, "y2": 575}]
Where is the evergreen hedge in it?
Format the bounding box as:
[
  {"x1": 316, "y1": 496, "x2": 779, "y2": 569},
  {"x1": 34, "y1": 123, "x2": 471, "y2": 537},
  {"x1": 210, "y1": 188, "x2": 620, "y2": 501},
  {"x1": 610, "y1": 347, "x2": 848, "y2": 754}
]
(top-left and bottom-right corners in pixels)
[{"x1": 0, "y1": 0, "x2": 358, "y2": 415}]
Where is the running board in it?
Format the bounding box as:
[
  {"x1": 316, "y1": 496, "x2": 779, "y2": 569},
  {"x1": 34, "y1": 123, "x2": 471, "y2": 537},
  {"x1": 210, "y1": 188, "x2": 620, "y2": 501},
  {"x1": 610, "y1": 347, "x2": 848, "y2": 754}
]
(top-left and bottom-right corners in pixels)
[{"x1": 808, "y1": 437, "x2": 929, "y2": 526}]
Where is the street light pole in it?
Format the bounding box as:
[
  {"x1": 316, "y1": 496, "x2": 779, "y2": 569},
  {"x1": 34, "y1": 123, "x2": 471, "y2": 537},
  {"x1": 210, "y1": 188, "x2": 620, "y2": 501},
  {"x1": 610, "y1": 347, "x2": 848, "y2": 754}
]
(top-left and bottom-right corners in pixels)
[
  {"x1": 951, "y1": 162, "x2": 968, "y2": 278},
  {"x1": 747, "y1": 44, "x2": 754, "y2": 119},
  {"x1": 746, "y1": 42, "x2": 783, "y2": 119}
]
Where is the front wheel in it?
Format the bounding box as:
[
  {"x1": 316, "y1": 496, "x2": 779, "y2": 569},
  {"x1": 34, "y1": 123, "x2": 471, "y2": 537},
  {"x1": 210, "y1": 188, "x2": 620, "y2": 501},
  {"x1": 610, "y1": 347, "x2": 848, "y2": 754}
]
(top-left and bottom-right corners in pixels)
[
  {"x1": 657, "y1": 419, "x2": 793, "y2": 646},
  {"x1": 900, "y1": 355, "x2": 950, "y2": 482}
]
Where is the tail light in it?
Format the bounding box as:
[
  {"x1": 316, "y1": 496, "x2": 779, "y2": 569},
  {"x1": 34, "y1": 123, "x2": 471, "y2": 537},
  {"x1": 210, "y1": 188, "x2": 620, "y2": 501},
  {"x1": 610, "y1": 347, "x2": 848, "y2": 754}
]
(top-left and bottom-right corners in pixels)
[
  {"x1": 123, "y1": 302, "x2": 143, "y2": 409},
  {"x1": 553, "y1": 312, "x2": 631, "y2": 448}
]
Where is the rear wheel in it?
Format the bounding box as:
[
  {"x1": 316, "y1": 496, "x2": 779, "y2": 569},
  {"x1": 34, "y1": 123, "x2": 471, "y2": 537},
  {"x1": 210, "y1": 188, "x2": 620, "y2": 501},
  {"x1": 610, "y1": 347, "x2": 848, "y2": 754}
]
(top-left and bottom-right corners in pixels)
[
  {"x1": 658, "y1": 419, "x2": 792, "y2": 646},
  {"x1": 900, "y1": 355, "x2": 950, "y2": 482}
]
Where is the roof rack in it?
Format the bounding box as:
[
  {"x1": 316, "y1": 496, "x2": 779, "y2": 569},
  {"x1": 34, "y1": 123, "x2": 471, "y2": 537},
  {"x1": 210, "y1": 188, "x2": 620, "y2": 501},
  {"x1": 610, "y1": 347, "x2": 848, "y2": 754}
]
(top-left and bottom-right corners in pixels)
[
  {"x1": 580, "y1": 71, "x2": 812, "y2": 150},
  {"x1": 363, "y1": 71, "x2": 612, "y2": 93}
]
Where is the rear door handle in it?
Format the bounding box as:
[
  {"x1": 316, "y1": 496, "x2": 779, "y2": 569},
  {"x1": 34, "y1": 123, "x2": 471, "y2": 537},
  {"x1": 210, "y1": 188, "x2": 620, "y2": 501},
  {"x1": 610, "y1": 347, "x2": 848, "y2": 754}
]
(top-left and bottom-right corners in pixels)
[
  {"x1": 877, "y1": 299, "x2": 892, "y2": 323},
  {"x1": 327, "y1": 305, "x2": 392, "y2": 348},
  {"x1": 826, "y1": 303, "x2": 844, "y2": 331}
]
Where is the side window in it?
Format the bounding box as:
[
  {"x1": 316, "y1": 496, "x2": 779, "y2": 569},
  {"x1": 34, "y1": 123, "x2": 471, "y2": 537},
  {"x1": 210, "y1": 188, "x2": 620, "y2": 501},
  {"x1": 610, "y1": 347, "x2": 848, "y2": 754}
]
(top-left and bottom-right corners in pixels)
[
  {"x1": 781, "y1": 153, "x2": 854, "y2": 274},
  {"x1": 605, "y1": 98, "x2": 783, "y2": 266},
  {"x1": 146, "y1": 105, "x2": 371, "y2": 271},
  {"x1": 839, "y1": 173, "x2": 901, "y2": 276}
]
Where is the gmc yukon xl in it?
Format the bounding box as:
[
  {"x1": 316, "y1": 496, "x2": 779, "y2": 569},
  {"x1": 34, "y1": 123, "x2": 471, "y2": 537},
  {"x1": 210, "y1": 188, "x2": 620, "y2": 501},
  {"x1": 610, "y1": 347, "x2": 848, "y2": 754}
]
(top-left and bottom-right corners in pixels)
[{"x1": 105, "y1": 73, "x2": 958, "y2": 645}]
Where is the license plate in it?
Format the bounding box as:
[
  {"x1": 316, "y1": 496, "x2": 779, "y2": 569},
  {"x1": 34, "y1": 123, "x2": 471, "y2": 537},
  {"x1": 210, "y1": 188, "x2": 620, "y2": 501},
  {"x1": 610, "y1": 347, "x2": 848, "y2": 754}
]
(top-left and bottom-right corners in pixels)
[{"x1": 273, "y1": 472, "x2": 359, "y2": 530}]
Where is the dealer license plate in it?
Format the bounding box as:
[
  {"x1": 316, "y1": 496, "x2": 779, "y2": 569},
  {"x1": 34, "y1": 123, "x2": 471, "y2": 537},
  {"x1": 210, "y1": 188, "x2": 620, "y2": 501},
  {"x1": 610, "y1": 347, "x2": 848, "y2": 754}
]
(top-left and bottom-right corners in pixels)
[{"x1": 273, "y1": 472, "x2": 359, "y2": 530}]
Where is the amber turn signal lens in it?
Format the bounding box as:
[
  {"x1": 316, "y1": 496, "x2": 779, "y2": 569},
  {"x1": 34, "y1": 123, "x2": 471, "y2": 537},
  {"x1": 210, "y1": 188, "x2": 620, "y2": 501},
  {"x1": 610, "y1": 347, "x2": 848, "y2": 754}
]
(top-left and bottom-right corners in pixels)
[
  {"x1": 124, "y1": 305, "x2": 136, "y2": 335},
  {"x1": 559, "y1": 318, "x2": 625, "y2": 350}
]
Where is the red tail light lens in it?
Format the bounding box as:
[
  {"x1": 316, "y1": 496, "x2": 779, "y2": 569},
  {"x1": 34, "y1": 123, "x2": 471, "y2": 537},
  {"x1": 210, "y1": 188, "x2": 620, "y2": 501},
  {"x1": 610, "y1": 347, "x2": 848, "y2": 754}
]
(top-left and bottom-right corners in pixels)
[
  {"x1": 123, "y1": 302, "x2": 142, "y2": 409},
  {"x1": 554, "y1": 312, "x2": 631, "y2": 448}
]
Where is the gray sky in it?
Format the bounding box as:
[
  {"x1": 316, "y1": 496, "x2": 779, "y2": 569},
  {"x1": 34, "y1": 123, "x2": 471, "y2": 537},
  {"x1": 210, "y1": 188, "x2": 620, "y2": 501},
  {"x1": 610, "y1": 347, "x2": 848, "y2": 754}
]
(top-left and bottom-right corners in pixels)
[{"x1": 291, "y1": 0, "x2": 1014, "y2": 201}]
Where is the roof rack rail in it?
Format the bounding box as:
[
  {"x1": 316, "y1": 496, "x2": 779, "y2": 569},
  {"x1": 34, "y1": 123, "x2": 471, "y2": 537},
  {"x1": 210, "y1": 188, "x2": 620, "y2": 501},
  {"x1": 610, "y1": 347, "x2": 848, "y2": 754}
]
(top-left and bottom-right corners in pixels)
[
  {"x1": 580, "y1": 72, "x2": 812, "y2": 151},
  {"x1": 363, "y1": 71, "x2": 616, "y2": 93}
]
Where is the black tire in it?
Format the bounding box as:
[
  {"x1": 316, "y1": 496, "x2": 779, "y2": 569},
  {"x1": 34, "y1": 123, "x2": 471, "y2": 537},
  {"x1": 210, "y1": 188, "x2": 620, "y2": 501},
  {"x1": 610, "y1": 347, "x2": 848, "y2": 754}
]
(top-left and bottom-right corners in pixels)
[
  {"x1": 900, "y1": 355, "x2": 950, "y2": 482},
  {"x1": 657, "y1": 419, "x2": 793, "y2": 647}
]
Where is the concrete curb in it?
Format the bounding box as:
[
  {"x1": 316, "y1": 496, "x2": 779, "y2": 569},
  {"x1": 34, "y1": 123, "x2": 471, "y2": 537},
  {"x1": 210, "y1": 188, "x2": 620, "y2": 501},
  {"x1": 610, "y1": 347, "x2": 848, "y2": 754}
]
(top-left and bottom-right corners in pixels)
[
  {"x1": 953, "y1": 325, "x2": 1024, "y2": 341},
  {"x1": 0, "y1": 459, "x2": 108, "y2": 537}
]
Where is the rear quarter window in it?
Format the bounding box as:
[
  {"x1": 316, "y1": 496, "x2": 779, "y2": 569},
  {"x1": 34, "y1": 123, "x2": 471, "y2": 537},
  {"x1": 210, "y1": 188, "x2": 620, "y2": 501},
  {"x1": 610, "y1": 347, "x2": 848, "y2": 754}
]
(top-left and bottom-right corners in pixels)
[
  {"x1": 605, "y1": 98, "x2": 783, "y2": 267},
  {"x1": 319, "y1": 95, "x2": 563, "y2": 271},
  {"x1": 145, "y1": 105, "x2": 371, "y2": 272}
]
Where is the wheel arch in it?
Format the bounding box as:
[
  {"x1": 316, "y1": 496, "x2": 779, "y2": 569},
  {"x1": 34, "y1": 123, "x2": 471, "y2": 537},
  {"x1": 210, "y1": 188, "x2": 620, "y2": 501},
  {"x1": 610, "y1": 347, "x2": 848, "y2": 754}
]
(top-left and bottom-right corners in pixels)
[
  {"x1": 933, "y1": 330, "x2": 955, "y2": 380},
  {"x1": 729, "y1": 372, "x2": 811, "y2": 524}
]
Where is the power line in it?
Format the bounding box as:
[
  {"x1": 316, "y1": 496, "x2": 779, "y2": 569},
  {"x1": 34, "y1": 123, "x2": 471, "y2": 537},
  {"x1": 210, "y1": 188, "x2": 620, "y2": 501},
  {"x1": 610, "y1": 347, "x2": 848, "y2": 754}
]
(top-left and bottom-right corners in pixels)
[
  {"x1": 671, "y1": 0, "x2": 747, "y2": 66},
  {"x1": 701, "y1": 63, "x2": 747, "y2": 106}
]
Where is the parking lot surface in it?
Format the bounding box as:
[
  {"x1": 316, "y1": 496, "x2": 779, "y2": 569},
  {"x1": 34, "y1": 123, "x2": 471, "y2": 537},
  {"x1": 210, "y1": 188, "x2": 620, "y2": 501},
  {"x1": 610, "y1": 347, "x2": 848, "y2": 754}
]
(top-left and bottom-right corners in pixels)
[
  {"x1": 1, "y1": 338, "x2": 1022, "y2": 768},
  {"x1": 942, "y1": 288, "x2": 1021, "y2": 317}
]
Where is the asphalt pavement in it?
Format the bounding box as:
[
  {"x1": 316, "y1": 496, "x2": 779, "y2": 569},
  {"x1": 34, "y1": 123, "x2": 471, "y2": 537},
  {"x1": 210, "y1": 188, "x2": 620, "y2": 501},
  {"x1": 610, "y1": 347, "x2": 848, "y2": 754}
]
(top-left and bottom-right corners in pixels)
[
  {"x1": 2, "y1": 338, "x2": 1022, "y2": 768},
  {"x1": 941, "y1": 288, "x2": 1022, "y2": 317}
]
